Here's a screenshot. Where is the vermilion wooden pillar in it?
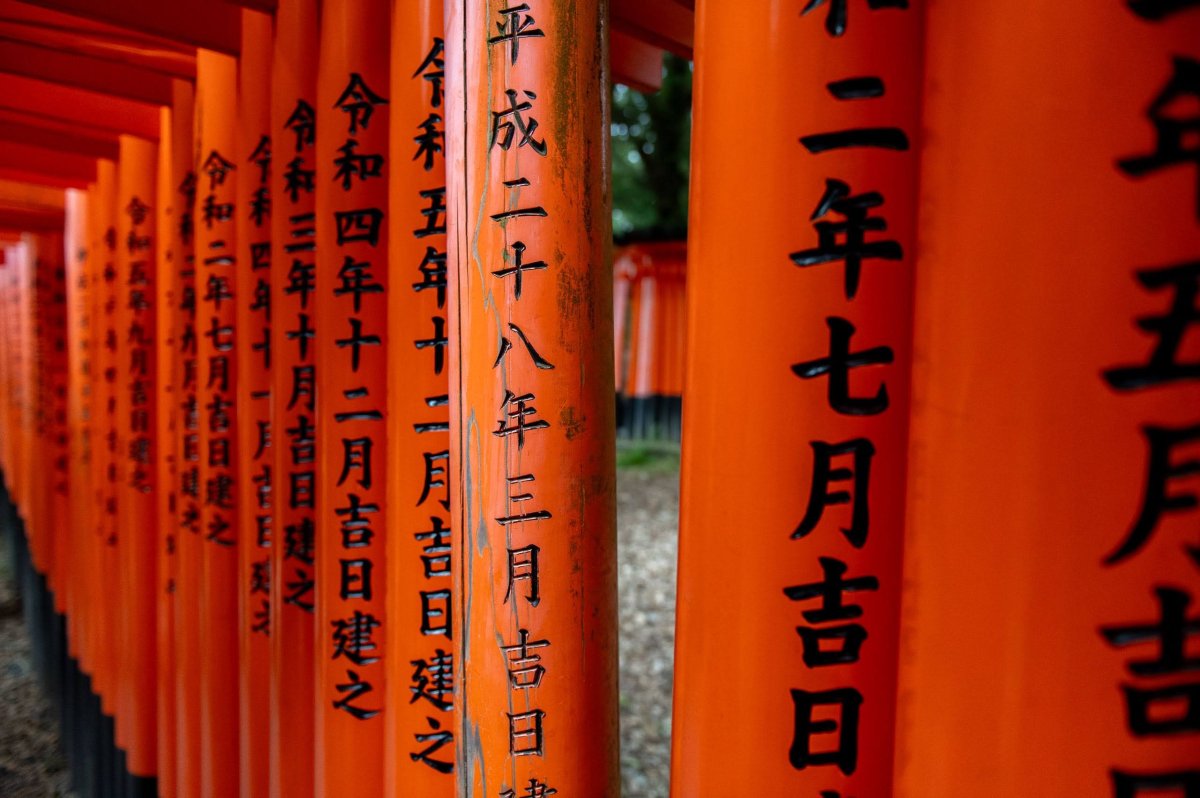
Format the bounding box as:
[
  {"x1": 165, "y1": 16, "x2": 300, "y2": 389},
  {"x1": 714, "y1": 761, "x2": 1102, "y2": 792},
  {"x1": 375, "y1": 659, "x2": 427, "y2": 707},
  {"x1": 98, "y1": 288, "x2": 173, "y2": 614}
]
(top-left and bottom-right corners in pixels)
[
  {"x1": 64, "y1": 188, "x2": 89, "y2": 670},
  {"x1": 194, "y1": 49, "x2": 241, "y2": 798},
  {"x1": 447, "y1": 2, "x2": 620, "y2": 795},
  {"x1": 170, "y1": 77, "x2": 202, "y2": 798},
  {"x1": 314, "y1": 2, "x2": 390, "y2": 795},
  {"x1": 36, "y1": 229, "x2": 68, "y2": 614},
  {"x1": 671, "y1": 2, "x2": 922, "y2": 794},
  {"x1": 44, "y1": 227, "x2": 71, "y2": 621},
  {"x1": 155, "y1": 101, "x2": 179, "y2": 798},
  {"x1": 93, "y1": 158, "x2": 120, "y2": 721},
  {"x1": 386, "y1": 1, "x2": 456, "y2": 794},
  {"x1": 895, "y1": 5, "x2": 1200, "y2": 795},
  {"x1": 115, "y1": 133, "x2": 160, "y2": 782},
  {"x1": 235, "y1": 12, "x2": 274, "y2": 798},
  {"x1": 81, "y1": 182, "x2": 103, "y2": 690},
  {"x1": 268, "y1": 2, "x2": 319, "y2": 796}
]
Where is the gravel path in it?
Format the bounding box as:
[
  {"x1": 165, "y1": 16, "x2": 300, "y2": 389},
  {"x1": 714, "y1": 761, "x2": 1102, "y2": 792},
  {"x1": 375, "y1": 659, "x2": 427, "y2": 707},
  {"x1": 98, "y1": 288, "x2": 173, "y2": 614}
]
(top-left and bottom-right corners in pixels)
[
  {"x1": 618, "y1": 468, "x2": 679, "y2": 798},
  {"x1": 0, "y1": 467, "x2": 682, "y2": 798},
  {"x1": 0, "y1": 550, "x2": 69, "y2": 797}
]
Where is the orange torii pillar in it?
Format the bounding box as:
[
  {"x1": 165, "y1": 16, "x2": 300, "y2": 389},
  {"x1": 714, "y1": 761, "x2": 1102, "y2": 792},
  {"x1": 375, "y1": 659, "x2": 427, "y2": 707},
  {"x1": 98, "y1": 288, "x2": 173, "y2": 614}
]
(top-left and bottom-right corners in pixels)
[
  {"x1": 447, "y1": 1, "x2": 620, "y2": 795},
  {"x1": 17, "y1": 235, "x2": 34, "y2": 530},
  {"x1": 894, "y1": 5, "x2": 1200, "y2": 796},
  {"x1": 235, "y1": 11, "x2": 274, "y2": 798},
  {"x1": 170, "y1": 78, "x2": 203, "y2": 798},
  {"x1": 64, "y1": 187, "x2": 89, "y2": 686},
  {"x1": 44, "y1": 227, "x2": 71, "y2": 624},
  {"x1": 671, "y1": 2, "x2": 922, "y2": 795},
  {"x1": 155, "y1": 96, "x2": 179, "y2": 798},
  {"x1": 35, "y1": 229, "x2": 68, "y2": 615},
  {"x1": 115, "y1": 133, "x2": 160, "y2": 793},
  {"x1": 386, "y1": 0, "x2": 456, "y2": 793},
  {"x1": 82, "y1": 177, "x2": 106, "y2": 709},
  {"x1": 194, "y1": 49, "x2": 241, "y2": 798},
  {"x1": 268, "y1": 1, "x2": 319, "y2": 795},
  {"x1": 27, "y1": 232, "x2": 53, "y2": 590},
  {"x1": 92, "y1": 157, "x2": 121, "y2": 743},
  {"x1": 314, "y1": 2, "x2": 390, "y2": 794}
]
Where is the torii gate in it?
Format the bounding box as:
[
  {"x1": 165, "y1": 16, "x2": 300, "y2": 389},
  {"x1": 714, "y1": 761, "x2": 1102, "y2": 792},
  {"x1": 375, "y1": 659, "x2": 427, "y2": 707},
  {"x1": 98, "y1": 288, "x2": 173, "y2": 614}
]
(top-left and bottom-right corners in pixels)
[{"x1": 0, "y1": 2, "x2": 1197, "y2": 798}]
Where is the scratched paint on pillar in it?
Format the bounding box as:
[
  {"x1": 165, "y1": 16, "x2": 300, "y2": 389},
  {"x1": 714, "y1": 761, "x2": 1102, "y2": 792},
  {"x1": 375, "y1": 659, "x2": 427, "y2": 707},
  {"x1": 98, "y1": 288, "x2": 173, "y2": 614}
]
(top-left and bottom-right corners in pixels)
[
  {"x1": 485, "y1": 8, "x2": 559, "y2": 787},
  {"x1": 388, "y1": 1, "x2": 456, "y2": 790},
  {"x1": 452, "y1": 1, "x2": 620, "y2": 795},
  {"x1": 1099, "y1": 7, "x2": 1200, "y2": 794},
  {"x1": 268, "y1": 3, "x2": 319, "y2": 795}
]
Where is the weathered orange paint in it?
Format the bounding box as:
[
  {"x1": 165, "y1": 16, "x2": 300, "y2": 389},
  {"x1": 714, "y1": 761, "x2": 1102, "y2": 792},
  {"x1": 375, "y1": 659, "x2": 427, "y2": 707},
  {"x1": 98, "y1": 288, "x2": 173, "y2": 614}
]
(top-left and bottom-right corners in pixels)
[
  {"x1": 114, "y1": 132, "x2": 159, "y2": 777},
  {"x1": 447, "y1": 1, "x2": 620, "y2": 794},
  {"x1": 155, "y1": 100, "x2": 179, "y2": 798},
  {"x1": 194, "y1": 48, "x2": 241, "y2": 798},
  {"x1": 671, "y1": 2, "x2": 922, "y2": 795},
  {"x1": 894, "y1": 5, "x2": 1200, "y2": 795},
  {"x1": 170, "y1": 76, "x2": 203, "y2": 798},
  {"x1": 386, "y1": 1, "x2": 457, "y2": 794},
  {"x1": 267, "y1": 1, "x2": 319, "y2": 795},
  {"x1": 235, "y1": 11, "x2": 273, "y2": 797},
  {"x1": 314, "y1": 2, "x2": 390, "y2": 794}
]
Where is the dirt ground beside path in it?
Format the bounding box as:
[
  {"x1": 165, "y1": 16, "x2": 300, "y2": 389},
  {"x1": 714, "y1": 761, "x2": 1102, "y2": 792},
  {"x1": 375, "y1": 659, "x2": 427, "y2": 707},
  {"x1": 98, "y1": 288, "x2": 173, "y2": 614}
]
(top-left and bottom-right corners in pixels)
[{"x1": 0, "y1": 464, "x2": 682, "y2": 798}]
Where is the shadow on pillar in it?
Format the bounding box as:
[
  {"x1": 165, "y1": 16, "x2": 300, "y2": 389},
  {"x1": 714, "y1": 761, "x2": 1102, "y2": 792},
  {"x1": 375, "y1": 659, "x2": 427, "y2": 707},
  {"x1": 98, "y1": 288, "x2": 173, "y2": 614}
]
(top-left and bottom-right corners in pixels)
[{"x1": 0, "y1": 474, "x2": 157, "y2": 798}]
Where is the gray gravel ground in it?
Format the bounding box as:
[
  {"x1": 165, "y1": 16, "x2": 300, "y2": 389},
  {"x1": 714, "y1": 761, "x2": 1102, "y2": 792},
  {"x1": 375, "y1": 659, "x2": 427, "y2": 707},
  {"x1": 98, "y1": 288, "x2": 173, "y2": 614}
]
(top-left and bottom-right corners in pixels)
[
  {"x1": 618, "y1": 466, "x2": 680, "y2": 798},
  {"x1": 0, "y1": 552, "x2": 69, "y2": 797},
  {"x1": 0, "y1": 464, "x2": 682, "y2": 798}
]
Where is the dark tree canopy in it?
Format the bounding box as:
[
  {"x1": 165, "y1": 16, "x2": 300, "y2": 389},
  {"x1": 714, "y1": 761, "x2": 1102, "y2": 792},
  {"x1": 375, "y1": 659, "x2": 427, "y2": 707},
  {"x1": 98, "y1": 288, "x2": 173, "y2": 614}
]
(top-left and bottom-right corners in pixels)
[{"x1": 611, "y1": 54, "x2": 692, "y2": 242}]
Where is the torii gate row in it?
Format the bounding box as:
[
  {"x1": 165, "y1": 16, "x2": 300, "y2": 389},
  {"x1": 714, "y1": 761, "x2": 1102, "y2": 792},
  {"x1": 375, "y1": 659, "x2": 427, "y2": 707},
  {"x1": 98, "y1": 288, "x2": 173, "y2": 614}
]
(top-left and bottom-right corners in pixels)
[
  {"x1": 0, "y1": 2, "x2": 687, "y2": 798},
  {"x1": 0, "y1": 2, "x2": 1198, "y2": 798}
]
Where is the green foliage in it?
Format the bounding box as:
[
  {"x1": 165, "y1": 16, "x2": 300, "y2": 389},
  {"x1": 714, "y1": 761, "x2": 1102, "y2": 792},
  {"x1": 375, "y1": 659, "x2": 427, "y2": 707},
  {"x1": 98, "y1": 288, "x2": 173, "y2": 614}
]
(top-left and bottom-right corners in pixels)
[
  {"x1": 611, "y1": 54, "x2": 693, "y2": 241},
  {"x1": 616, "y1": 441, "x2": 681, "y2": 472}
]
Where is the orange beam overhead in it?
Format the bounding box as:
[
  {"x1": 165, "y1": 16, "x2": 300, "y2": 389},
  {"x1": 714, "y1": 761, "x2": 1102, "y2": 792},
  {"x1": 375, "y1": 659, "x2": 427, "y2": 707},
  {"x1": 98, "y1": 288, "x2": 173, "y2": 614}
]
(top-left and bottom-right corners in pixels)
[
  {"x1": 0, "y1": 73, "x2": 159, "y2": 139},
  {"x1": 611, "y1": 29, "x2": 663, "y2": 93},
  {"x1": 0, "y1": 107, "x2": 121, "y2": 147},
  {"x1": 612, "y1": 0, "x2": 692, "y2": 59},
  {"x1": 0, "y1": 206, "x2": 63, "y2": 229},
  {"x1": 0, "y1": 0, "x2": 194, "y2": 78},
  {"x1": 0, "y1": 118, "x2": 119, "y2": 159},
  {"x1": 18, "y1": 0, "x2": 242, "y2": 55},
  {"x1": 0, "y1": 37, "x2": 174, "y2": 105},
  {"x1": 0, "y1": 167, "x2": 86, "y2": 189},
  {"x1": 0, "y1": 178, "x2": 64, "y2": 209},
  {"x1": 0, "y1": 141, "x2": 95, "y2": 185}
]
